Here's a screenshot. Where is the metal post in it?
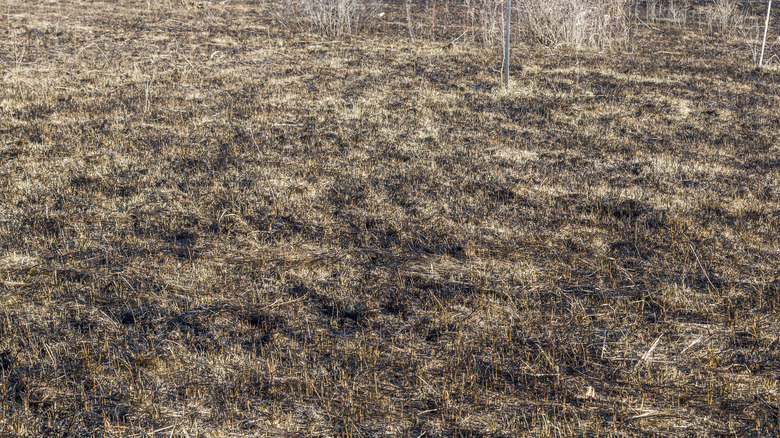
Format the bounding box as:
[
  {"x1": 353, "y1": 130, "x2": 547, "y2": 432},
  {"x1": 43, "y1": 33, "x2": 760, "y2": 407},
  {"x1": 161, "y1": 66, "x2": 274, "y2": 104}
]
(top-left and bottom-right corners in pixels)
[
  {"x1": 760, "y1": 1, "x2": 772, "y2": 67},
  {"x1": 504, "y1": 0, "x2": 511, "y2": 87}
]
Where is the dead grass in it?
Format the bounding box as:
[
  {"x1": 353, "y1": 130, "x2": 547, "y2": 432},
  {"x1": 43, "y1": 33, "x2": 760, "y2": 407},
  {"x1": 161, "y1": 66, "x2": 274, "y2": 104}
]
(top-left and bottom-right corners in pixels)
[{"x1": 1, "y1": 0, "x2": 779, "y2": 436}]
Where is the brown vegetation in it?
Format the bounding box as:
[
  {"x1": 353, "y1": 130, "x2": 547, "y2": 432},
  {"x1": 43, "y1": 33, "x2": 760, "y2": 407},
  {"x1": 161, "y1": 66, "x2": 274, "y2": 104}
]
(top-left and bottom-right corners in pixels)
[{"x1": 0, "y1": 0, "x2": 779, "y2": 436}]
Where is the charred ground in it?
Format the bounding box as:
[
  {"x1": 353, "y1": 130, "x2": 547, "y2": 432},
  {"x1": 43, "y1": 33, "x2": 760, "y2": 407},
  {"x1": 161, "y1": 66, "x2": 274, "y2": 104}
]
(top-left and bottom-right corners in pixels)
[{"x1": 0, "y1": 0, "x2": 779, "y2": 436}]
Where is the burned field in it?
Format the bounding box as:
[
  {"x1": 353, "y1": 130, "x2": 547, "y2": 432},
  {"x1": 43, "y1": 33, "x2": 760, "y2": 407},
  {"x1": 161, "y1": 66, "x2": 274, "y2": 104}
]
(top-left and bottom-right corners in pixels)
[{"x1": 1, "y1": 0, "x2": 779, "y2": 435}]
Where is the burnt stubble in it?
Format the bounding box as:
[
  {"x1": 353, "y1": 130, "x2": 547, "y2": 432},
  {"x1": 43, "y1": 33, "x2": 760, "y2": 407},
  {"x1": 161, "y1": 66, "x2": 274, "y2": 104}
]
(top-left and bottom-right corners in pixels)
[{"x1": 0, "y1": 0, "x2": 778, "y2": 436}]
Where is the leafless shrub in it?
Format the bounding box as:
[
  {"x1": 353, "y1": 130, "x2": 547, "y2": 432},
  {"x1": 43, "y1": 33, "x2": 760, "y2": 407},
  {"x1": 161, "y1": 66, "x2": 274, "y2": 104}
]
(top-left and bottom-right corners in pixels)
[
  {"x1": 406, "y1": 0, "x2": 417, "y2": 41},
  {"x1": 729, "y1": 2, "x2": 778, "y2": 65},
  {"x1": 278, "y1": 0, "x2": 382, "y2": 37},
  {"x1": 737, "y1": 14, "x2": 763, "y2": 64},
  {"x1": 462, "y1": 0, "x2": 505, "y2": 45},
  {"x1": 515, "y1": 0, "x2": 633, "y2": 48},
  {"x1": 404, "y1": 0, "x2": 631, "y2": 48},
  {"x1": 646, "y1": 0, "x2": 661, "y2": 23},
  {"x1": 667, "y1": 0, "x2": 690, "y2": 26},
  {"x1": 705, "y1": 0, "x2": 739, "y2": 33},
  {"x1": 403, "y1": 0, "x2": 501, "y2": 45}
]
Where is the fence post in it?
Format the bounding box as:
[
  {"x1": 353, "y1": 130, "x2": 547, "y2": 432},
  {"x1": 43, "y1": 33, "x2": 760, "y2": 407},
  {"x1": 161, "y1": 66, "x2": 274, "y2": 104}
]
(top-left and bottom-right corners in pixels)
[
  {"x1": 504, "y1": 0, "x2": 511, "y2": 87},
  {"x1": 760, "y1": 1, "x2": 772, "y2": 67}
]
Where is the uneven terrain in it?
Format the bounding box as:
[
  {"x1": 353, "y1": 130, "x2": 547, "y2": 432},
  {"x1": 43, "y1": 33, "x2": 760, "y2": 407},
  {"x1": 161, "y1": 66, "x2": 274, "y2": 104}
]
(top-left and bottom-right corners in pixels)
[{"x1": 1, "y1": 0, "x2": 779, "y2": 436}]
